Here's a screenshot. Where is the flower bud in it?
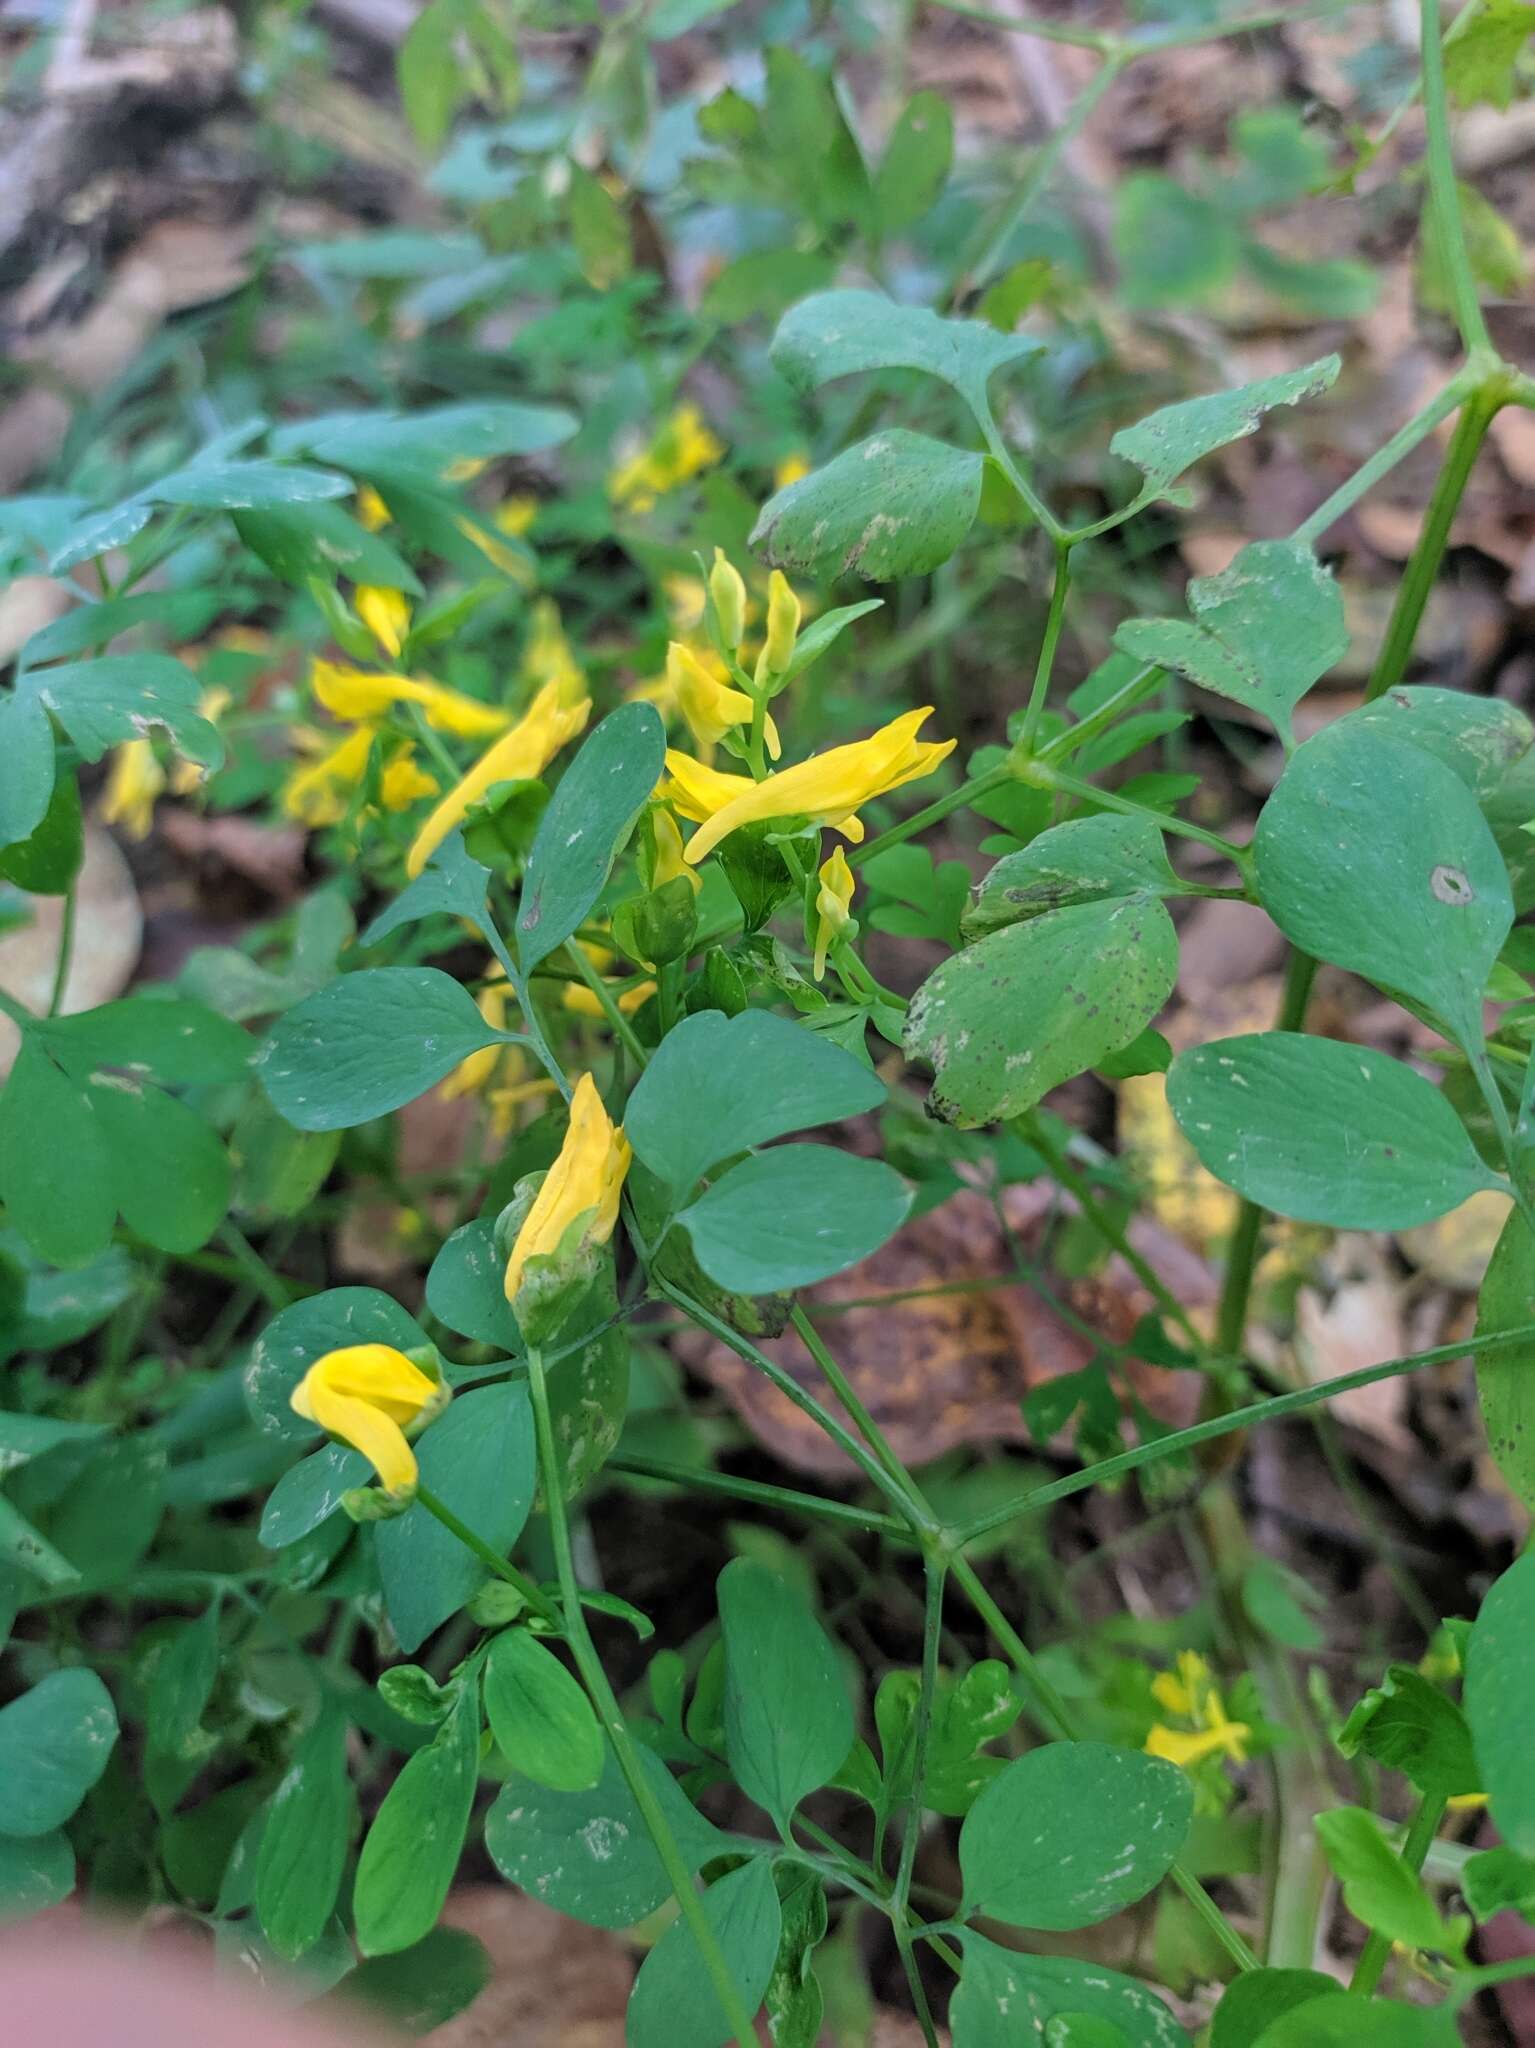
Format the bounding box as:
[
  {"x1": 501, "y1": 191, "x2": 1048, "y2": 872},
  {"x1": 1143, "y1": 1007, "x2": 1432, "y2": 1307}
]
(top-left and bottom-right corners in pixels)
[{"x1": 709, "y1": 548, "x2": 748, "y2": 651}]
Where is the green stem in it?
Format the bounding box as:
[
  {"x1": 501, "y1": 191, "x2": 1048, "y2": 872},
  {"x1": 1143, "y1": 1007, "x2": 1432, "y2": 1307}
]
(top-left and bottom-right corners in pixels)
[
  {"x1": 1040, "y1": 662, "x2": 1164, "y2": 764},
  {"x1": 891, "y1": 1553, "x2": 948, "y2": 2048},
  {"x1": 851, "y1": 763, "x2": 1011, "y2": 869},
  {"x1": 1019, "y1": 539, "x2": 1073, "y2": 750},
  {"x1": 564, "y1": 940, "x2": 649, "y2": 1066},
  {"x1": 1292, "y1": 366, "x2": 1478, "y2": 547},
  {"x1": 1018, "y1": 759, "x2": 1250, "y2": 867},
  {"x1": 1419, "y1": 0, "x2": 1490, "y2": 357},
  {"x1": 48, "y1": 883, "x2": 77, "y2": 1017},
  {"x1": 606, "y1": 1453, "x2": 910, "y2": 1540},
  {"x1": 789, "y1": 1304, "x2": 938, "y2": 1533},
  {"x1": 1364, "y1": 384, "x2": 1504, "y2": 703},
  {"x1": 656, "y1": 1280, "x2": 926, "y2": 1529},
  {"x1": 524, "y1": 1349, "x2": 761, "y2": 2048},
  {"x1": 1350, "y1": 1792, "x2": 1448, "y2": 1997},
  {"x1": 978, "y1": 405, "x2": 1064, "y2": 543},
  {"x1": 953, "y1": 1319, "x2": 1535, "y2": 1549},
  {"x1": 415, "y1": 1483, "x2": 560, "y2": 1627}
]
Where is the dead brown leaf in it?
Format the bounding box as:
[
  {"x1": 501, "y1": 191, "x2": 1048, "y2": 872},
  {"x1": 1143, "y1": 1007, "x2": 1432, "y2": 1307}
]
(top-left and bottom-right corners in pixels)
[
  {"x1": 427, "y1": 1890, "x2": 631, "y2": 2048},
  {"x1": 0, "y1": 826, "x2": 142, "y2": 1075}
]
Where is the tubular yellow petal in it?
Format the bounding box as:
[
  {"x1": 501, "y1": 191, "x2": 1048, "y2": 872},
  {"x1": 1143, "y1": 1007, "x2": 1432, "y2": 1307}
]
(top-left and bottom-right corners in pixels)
[
  {"x1": 289, "y1": 1343, "x2": 443, "y2": 1495},
  {"x1": 669, "y1": 642, "x2": 758, "y2": 753},
  {"x1": 681, "y1": 708, "x2": 955, "y2": 866},
  {"x1": 282, "y1": 726, "x2": 376, "y2": 826},
  {"x1": 504, "y1": 1073, "x2": 632, "y2": 1303},
  {"x1": 759, "y1": 570, "x2": 800, "y2": 680},
  {"x1": 709, "y1": 549, "x2": 747, "y2": 649},
  {"x1": 406, "y1": 682, "x2": 592, "y2": 876},
  {"x1": 649, "y1": 806, "x2": 701, "y2": 896},
  {"x1": 660, "y1": 750, "x2": 753, "y2": 824},
  {"x1": 379, "y1": 752, "x2": 440, "y2": 810},
  {"x1": 357, "y1": 587, "x2": 411, "y2": 657},
  {"x1": 813, "y1": 846, "x2": 855, "y2": 980},
  {"x1": 1145, "y1": 1723, "x2": 1248, "y2": 1770},
  {"x1": 102, "y1": 740, "x2": 167, "y2": 840},
  {"x1": 311, "y1": 661, "x2": 511, "y2": 740}
]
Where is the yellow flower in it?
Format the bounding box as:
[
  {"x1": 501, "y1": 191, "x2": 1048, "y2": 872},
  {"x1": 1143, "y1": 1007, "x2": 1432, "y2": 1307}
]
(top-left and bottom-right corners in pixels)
[
  {"x1": 608, "y1": 403, "x2": 724, "y2": 512},
  {"x1": 668, "y1": 642, "x2": 779, "y2": 761},
  {"x1": 282, "y1": 726, "x2": 375, "y2": 827},
  {"x1": 504, "y1": 1072, "x2": 632, "y2": 1303},
  {"x1": 773, "y1": 450, "x2": 812, "y2": 491},
  {"x1": 357, "y1": 586, "x2": 410, "y2": 658},
  {"x1": 1145, "y1": 1652, "x2": 1250, "y2": 1770},
  {"x1": 522, "y1": 599, "x2": 587, "y2": 704},
  {"x1": 311, "y1": 658, "x2": 512, "y2": 739},
  {"x1": 380, "y1": 752, "x2": 439, "y2": 809},
  {"x1": 289, "y1": 1343, "x2": 446, "y2": 1497},
  {"x1": 102, "y1": 739, "x2": 167, "y2": 840},
  {"x1": 458, "y1": 517, "x2": 533, "y2": 582},
  {"x1": 660, "y1": 749, "x2": 754, "y2": 824},
  {"x1": 650, "y1": 806, "x2": 701, "y2": 897},
  {"x1": 357, "y1": 485, "x2": 391, "y2": 532},
  {"x1": 406, "y1": 679, "x2": 592, "y2": 876},
  {"x1": 496, "y1": 494, "x2": 538, "y2": 536},
  {"x1": 708, "y1": 549, "x2": 747, "y2": 650},
  {"x1": 679, "y1": 708, "x2": 955, "y2": 866},
  {"x1": 755, "y1": 569, "x2": 800, "y2": 685},
  {"x1": 813, "y1": 846, "x2": 855, "y2": 979}
]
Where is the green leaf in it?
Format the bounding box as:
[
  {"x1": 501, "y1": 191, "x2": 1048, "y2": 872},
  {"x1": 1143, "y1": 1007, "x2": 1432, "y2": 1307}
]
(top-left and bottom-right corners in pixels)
[
  {"x1": 1446, "y1": 0, "x2": 1535, "y2": 109},
  {"x1": 0, "y1": 772, "x2": 82, "y2": 895},
  {"x1": 234, "y1": 501, "x2": 424, "y2": 594},
  {"x1": 1462, "y1": 1844, "x2": 1535, "y2": 1922},
  {"x1": 951, "y1": 1935, "x2": 1192, "y2": 2048},
  {"x1": 258, "y1": 967, "x2": 509, "y2": 1130},
  {"x1": 1335, "y1": 1666, "x2": 1480, "y2": 1799},
  {"x1": 875, "y1": 1659, "x2": 1020, "y2": 1817},
  {"x1": 0, "y1": 1411, "x2": 105, "y2": 1469},
  {"x1": 751, "y1": 431, "x2": 987, "y2": 582},
  {"x1": 0, "y1": 1044, "x2": 117, "y2": 1265},
  {"x1": 91, "y1": 1078, "x2": 232, "y2": 1254},
  {"x1": 1349, "y1": 684, "x2": 1533, "y2": 795},
  {"x1": 769, "y1": 289, "x2": 1040, "y2": 420},
  {"x1": 260, "y1": 1443, "x2": 367, "y2": 1546},
  {"x1": 0, "y1": 1493, "x2": 85, "y2": 1591},
  {"x1": 905, "y1": 897, "x2": 1179, "y2": 1128},
  {"x1": 354, "y1": 1686, "x2": 479, "y2": 1956},
  {"x1": 1166, "y1": 1033, "x2": 1498, "y2": 1228},
  {"x1": 1118, "y1": 174, "x2": 1245, "y2": 309},
  {"x1": 256, "y1": 1708, "x2": 356, "y2": 1960},
  {"x1": 959, "y1": 1741, "x2": 1192, "y2": 1930},
  {"x1": 1227, "y1": 108, "x2": 1333, "y2": 212},
  {"x1": 1315, "y1": 1806, "x2": 1467, "y2": 1955},
  {"x1": 0, "y1": 1828, "x2": 75, "y2": 1921},
  {"x1": 700, "y1": 249, "x2": 837, "y2": 325},
  {"x1": 147, "y1": 1606, "x2": 221, "y2": 1764},
  {"x1": 146, "y1": 459, "x2": 349, "y2": 510},
  {"x1": 676, "y1": 1145, "x2": 910, "y2": 1294},
  {"x1": 1476, "y1": 1210, "x2": 1535, "y2": 1509},
  {"x1": 483, "y1": 1630, "x2": 603, "y2": 1791},
  {"x1": 874, "y1": 91, "x2": 954, "y2": 234},
  {"x1": 1109, "y1": 354, "x2": 1340, "y2": 503},
  {"x1": 29, "y1": 653, "x2": 225, "y2": 768},
  {"x1": 963, "y1": 815, "x2": 1182, "y2": 938},
  {"x1": 1253, "y1": 721, "x2": 1513, "y2": 1048},
  {"x1": 626, "y1": 1007, "x2": 886, "y2": 1200},
  {"x1": 719, "y1": 1557, "x2": 854, "y2": 1830},
  {"x1": 345, "y1": 1927, "x2": 493, "y2": 2036},
  {"x1": 515, "y1": 702, "x2": 665, "y2": 972},
  {"x1": 0, "y1": 690, "x2": 56, "y2": 845},
  {"x1": 232, "y1": 1096, "x2": 342, "y2": 1223},
  {"x1": 246, "y1": 1286, "x2": 429, "y2": 1439},
  {"x1": 765, "y1": 1864, "x2": 828, "y2": 2048},
  {"x1": 1252, "y1": 1998, "x2": 1459, "y2": 2047},
  {"x1": 777, "y1": 599, "x2": 884, "y2": 687},
  {"x1": 426, "y1": 1217, "x2": 522, "y2": 1349},
  {"x1": 1209, "y1": 1970, "x2": 1343, "y2": 2048},
  {"x1": 485, "y1": 1742, "x2": 724, "y2": 1928},
  {"x1": 1114, "y1": 541, "x2": 1348, "y2": 745},
  {"x1": 627, "y1": 1858, "x2": 782, "y2": 2048},
  {"x1": 0, "y1": 1668, "x2": 118, "y2": 1835},
  {"x1": 374, "y1": 1384, "x2": 536, "y2": 1652},
  {"x1": 1467, "y1": 1549, "x2": 1535, "y2": 1853},
  {"x1": 272, "y1": 402, "x2": 576, "y2": 480},
  {"x1": 41, "y1": 996, "x2": 251, "y2": 1087},
  {"x1": 761, "y1": 52, "x2": 872, "y2": 236},
  {"x1": 362, "y1": 830, "x2": 494, "y2": 948},
  {"x1": 398, "y1": 0, "x2": 464, "y2": 149}
]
